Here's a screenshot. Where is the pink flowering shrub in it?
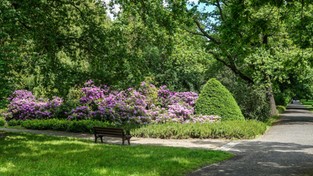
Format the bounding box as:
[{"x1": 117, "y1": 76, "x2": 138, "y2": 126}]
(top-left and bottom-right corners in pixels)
[
  {"x1": 6, "y1": 80, "x2": 221, "y2": 124},
  {"x1": 5, "y1": 90, "x2": 63, "y2": 120}
]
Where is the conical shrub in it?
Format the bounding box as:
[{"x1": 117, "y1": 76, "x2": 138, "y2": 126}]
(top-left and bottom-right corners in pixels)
[{"x1": 195, "y1": 78, "x2": 244, "y2": 121}]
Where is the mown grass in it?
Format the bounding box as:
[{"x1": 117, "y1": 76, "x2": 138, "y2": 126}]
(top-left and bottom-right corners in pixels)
[
  {"x1": 299, "y1": 100, "x2": 313, "y2": 111},
  {"x1": 300, "y1": 100, "x2": 313, "y2": 106},
  {"x1": 0, "y1": 132, "x2": 233, "y2": 176}
]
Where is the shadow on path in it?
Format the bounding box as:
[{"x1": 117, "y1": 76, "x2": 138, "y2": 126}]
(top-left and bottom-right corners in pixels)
[
  {"x1": 189, "y1": 103, "x2": 313, "y2": 176},
  {"x1": 189, "y1": 141, "x2": 313, "y2": 176}
]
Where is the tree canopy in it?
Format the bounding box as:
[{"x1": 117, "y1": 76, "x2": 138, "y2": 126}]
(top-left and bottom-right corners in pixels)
[{"x1": 1, "y1": 0, "x2": 313, "y2": 119}]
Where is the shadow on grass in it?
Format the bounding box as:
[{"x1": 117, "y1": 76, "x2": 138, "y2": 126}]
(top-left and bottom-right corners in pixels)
[{"x1": 0, "y1": 133, "x2": 232, "y2": 176}]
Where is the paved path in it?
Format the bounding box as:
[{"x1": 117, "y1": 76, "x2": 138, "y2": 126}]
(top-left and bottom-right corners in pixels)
[{"x1": 190, "y1": 103, "x2": 313, "y2": 176}]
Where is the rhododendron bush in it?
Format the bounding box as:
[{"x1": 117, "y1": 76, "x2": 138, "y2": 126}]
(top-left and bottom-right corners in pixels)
[
  {"x1": 5, "y1": 90, "x2": 63, "y2": 120},
  {"x1": 5, "y1": 81, "x2": 220, "y2": 124}
]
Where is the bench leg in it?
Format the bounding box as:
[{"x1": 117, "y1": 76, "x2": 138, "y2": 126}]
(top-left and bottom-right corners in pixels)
[
  {"x1": 122, "y1": 138, "x2": 125, "y2": 145},
  {"x1": 100, "y1": 136, "x2": 103, "y2": 143},
  {"x1": 95, "y1": 136, "x2": 97, "y2": 143}
]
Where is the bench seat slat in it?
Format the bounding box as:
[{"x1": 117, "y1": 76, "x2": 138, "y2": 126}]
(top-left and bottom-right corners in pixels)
[
  {"x1": 94, "y1": 127, "x2": 123, "y2": 131},
  {"x1": 96, "y1": 132, "x2": 125, "y2": 136}
]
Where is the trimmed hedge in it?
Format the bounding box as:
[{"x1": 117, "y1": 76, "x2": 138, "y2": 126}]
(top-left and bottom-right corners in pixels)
[
  {"x1": 195, "y1": 78, "x2": 244, "y2": 121},
  {"x1": 8, "y1": 119, "x2": 114, "y2": 133},
  {"x1": 131, "y1": 120, "x2": 267, "y2": 139},
  {"x1": 6, "y1": 119, "x2": 267, "y2": 139}
]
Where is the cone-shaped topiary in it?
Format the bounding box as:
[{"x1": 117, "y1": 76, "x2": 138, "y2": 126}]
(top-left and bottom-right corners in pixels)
[{"x1": 195, "y1": 78, "x2": 245, "y2": 121}]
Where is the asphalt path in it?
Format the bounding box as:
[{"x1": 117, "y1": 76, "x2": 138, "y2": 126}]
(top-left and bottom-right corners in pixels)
[{"x1": 189, "y1": 103, "x2": 313, "y2": 176}]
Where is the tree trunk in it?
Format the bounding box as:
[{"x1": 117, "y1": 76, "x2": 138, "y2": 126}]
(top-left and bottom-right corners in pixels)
[{"x1": 267, "y1": 84, "x2": 277, "y2": 116}]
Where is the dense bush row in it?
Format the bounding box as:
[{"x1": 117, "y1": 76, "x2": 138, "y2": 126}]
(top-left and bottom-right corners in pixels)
[
  {"x1": 4, "y1": 80, "x2": 222, "y2": 125},
  {"x1": 7, "y1": 119, "x2": 267, "y2": 139},
  {"x1": 132, "y1": 120, "x2": 267, "y2": 139}
]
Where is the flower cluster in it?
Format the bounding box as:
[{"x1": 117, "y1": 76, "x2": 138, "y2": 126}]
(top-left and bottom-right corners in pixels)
[
  {"x1": 68, "y1": 81, "x2": 219, "y2": 124},
  {"x1": 80, "y1": 80, "x2": 108, "y2": 104},
  {"x1": 6, "y1": 90, "x2": 63, "y2": 120},
  {"x1": 6, "y1": 81, "x2": 220, "y2": 125}
]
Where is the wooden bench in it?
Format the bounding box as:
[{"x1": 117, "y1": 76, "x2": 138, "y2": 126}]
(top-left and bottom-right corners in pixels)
[{"x1": 93, "y1": 127, "x2": 132, "y2": 145}]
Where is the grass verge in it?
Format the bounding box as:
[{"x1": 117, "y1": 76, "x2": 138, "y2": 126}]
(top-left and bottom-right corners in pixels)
[
  {"x1": 300, "y1": 100, "x2": 313, "y2": 106},
  {"x1": 0, "y1": 132, "x2": 232, "y2": 176},
  {"x1": 300, "y1": 100, "x2": 313, "y2": 111}
]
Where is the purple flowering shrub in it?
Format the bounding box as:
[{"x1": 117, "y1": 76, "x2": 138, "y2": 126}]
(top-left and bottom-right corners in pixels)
[
  {"x1": 70, "y1": 87, "x2": 151, "y2": 124},
  {"x1": 68, "y1": 106, "x2": 91, "y2": 120},
  {"x1": 79, "y1": 80, "x2": 108, "y2": 104},
  {"x1": 5, "y1": 90, "x2": 63, "y2": 120},
  {"x1": 6, "y1": 80, "x2": 221, "y2": 124}
]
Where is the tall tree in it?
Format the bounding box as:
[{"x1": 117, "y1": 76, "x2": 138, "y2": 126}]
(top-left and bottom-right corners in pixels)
[{"x1": 114, "y1": 0, "x2": 313, "y2": 116}]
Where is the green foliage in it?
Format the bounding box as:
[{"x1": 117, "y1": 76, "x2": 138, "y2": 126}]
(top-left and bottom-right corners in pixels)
[
  {"x1": 276, "y1": 106, "x2": 286, "y2": 114},
  {"x1": 0, "y1": 133, "x2": 232, "y2": 176},
  {"x1": 274, "y1": 89, "x2": 293, "y2": 106},
  {"x1": 301, "y1": 100, "x2": 313, "y2": 106},
  {"x1": 265, "y1": 115, "x2": 281, "y2": 126},
  {"x1": 2, "y1": 0, "x2": 313, "y2": 120},
  {"x1": 0, "y1": 118, "x2": 5, "y2": 127},
  {"x1": 195, "y1": 78, "x2": 244, "y2": 121},
  {"x1": 10, "y1": 119, "x2": 114, "y2": 133},
  {"x1": 209, "y1": 66, "x2": 271, "y2": 121},
  {"x1": 0, "y1": 109, "x2": 7, "y2": 126},
  {"x1": 132, "y1": 120, "x2": 267, "y2": 139},
  {"x1": 6, "y1": 118, "x2": 268, "y2": 139},
  {"x1": 116, "y1": 0, "x2": 313, "y2": 117},
  {"x1": 54, "y1": 87, "x2": 84, "y2": 119},
  {"x1": 7, "y1": 119, "x2": 23, "y2": 126}
]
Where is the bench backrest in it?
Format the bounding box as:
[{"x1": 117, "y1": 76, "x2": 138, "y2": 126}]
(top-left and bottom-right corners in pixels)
[{"x1": 93, "y1": 127, "x2": 125, "y2": 137}]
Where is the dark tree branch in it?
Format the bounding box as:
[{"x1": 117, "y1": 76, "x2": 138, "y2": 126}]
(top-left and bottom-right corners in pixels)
[
  {"x1": 183, "y1": 28, "x2": 207, "y2": 37},
  {"x1": 17, "y1": 19, "x2": 32, "y2": 30},
  {"x1": 194, "y1": 19, "x2": 221, "y2": 44},
  {"x1": 215, "y1": 0, "x2": 224, "y2": 21},
  {"x1": 209, "y1": 51, "x2": 254, "y2": 84}
]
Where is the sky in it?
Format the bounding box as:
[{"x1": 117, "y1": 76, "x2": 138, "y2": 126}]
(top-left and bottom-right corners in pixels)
[
  {"x1": 102, "y1": 0, "x2": 214, "y2": 19},
  {"x1": 187, "y1": 0, "x2": 215, "y2": 13}
]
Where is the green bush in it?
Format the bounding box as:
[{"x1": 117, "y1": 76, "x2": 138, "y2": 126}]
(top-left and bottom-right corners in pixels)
[
  {"x1": 131, "y1": 120, "x2": 267, "y2": 139},
  {"x1": 0, "y1": 118, "x2": 5, "y2": 127},
  {"x1": 0, "y1": 109, "x2": 6, "y2": 126},
  {"x1": 207, "y1": 67, "x2": 271, "y2": 121},
  {"x1": 16, "y1": 119, "x2": 114, "y2": 133},
  {"x1": 7, "y1": 119, "x2": 23, "y2": 126},
  {"x1": 195, "y1": 78, "x2": 244, "y2": 121},
  {"x1": 274, "y1": 90, "x2": 293, "y2": 106},
  {"x1": 276, "y1": 105, "x2": 286, "y2": 114}
]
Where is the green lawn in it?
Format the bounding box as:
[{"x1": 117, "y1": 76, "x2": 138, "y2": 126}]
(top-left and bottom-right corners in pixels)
[
  {"x1": 301, "y1": 100, "x2": 313, "y2": 105},
  {"x1": 300, "y1": 100, "x2": 313, "y2": 111},
  {"x1": 0, "y1": 132, "x2": 232, "y2": 176}
]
